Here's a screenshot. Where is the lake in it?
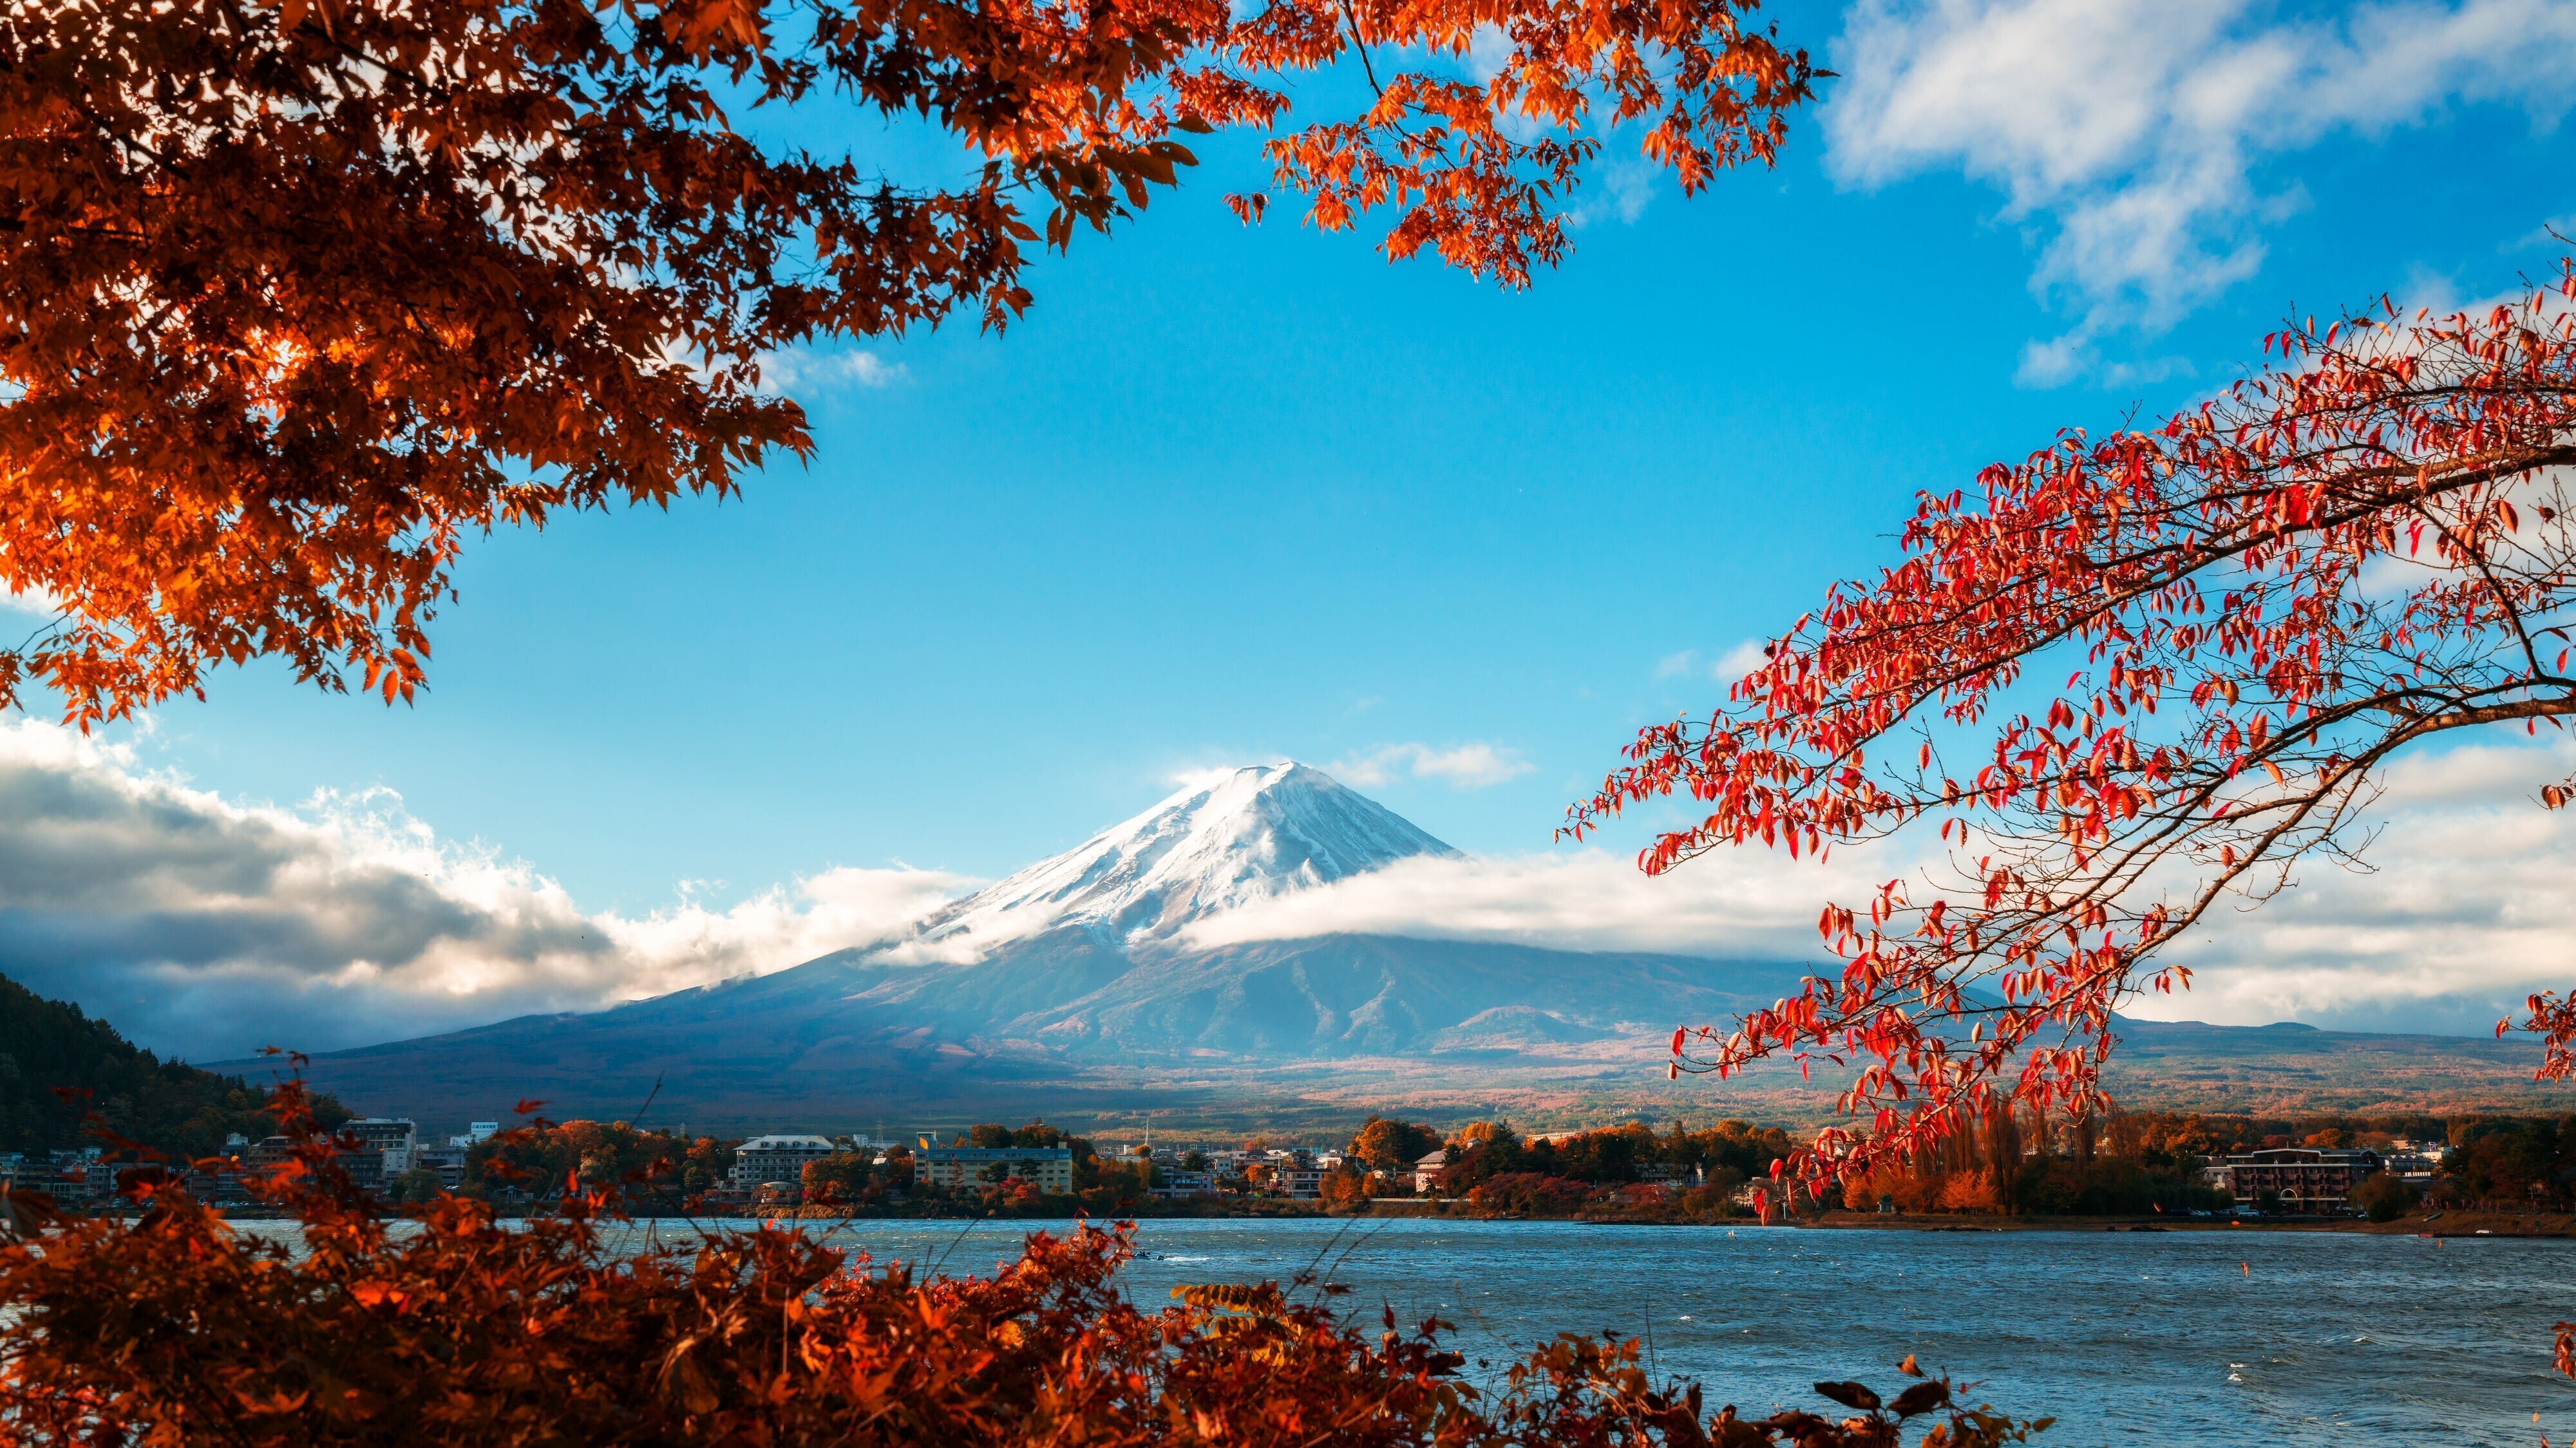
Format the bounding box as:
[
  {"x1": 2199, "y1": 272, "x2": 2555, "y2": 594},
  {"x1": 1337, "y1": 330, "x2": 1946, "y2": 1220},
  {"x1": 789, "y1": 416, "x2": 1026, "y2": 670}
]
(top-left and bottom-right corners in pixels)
[{"x1": 583, "y1": 1216, "x2": 2576, "y2": 1447}]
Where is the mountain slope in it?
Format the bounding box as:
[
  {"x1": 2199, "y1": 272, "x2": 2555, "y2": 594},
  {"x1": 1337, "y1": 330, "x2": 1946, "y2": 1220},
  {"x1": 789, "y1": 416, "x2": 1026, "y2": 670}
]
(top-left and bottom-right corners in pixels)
[{"x1": 282, "y1": 931, "x2": 1788, "y2": 1126}]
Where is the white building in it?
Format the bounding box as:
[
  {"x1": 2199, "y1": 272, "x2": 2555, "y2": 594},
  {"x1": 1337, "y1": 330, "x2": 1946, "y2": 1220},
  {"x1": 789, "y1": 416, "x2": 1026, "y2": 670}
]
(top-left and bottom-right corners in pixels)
[{"x1": 730, "y1": 1134, "x2": 840, "y2": 1194}]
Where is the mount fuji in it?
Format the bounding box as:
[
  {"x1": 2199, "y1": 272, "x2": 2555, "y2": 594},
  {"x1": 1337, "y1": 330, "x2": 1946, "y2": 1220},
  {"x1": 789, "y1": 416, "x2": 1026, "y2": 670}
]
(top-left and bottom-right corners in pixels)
[
  {"x1": 908, "y1": 761, "x2": 1458, "y2": 955},
  {"x1": 286, "y1": 764, "x2": 1795, "y2": 1129}
]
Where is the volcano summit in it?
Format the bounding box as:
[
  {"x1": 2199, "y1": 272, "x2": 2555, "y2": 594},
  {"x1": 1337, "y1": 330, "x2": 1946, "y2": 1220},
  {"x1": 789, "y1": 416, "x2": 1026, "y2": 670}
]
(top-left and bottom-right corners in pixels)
[{"x1": 909, "y1": 761, "x2": 1459, "y2": 954}]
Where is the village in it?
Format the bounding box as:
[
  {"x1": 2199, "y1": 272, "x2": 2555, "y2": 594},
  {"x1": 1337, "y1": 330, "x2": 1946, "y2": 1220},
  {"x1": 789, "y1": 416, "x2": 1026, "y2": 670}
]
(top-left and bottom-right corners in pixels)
[{"x1": 0, "y1": 1115, "x2": 2479, "y2": 1221}]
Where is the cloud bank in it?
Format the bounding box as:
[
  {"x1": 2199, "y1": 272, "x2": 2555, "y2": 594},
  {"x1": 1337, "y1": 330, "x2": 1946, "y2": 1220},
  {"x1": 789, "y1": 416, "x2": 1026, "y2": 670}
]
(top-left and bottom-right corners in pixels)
[
  {"x1": 0, "y1": 723, "x2": 971, "y2": 1061},
  {"x1": 1825, "y1": 0, "x2": 2576, "y2": 380},
  {"x1": 1177, "y1": 843, "x2": 1886, "y2": 959},
  {"x1": 2143, "y1": 737, "x2": 2576, "y2": 1035}
]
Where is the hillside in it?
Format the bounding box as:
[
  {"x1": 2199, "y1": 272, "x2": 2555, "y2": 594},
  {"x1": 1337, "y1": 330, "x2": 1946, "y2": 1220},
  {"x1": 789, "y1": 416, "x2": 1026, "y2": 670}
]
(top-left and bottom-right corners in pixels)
[{"x1": 0, "y1": 971, "x2": 337, "y2": 1154}]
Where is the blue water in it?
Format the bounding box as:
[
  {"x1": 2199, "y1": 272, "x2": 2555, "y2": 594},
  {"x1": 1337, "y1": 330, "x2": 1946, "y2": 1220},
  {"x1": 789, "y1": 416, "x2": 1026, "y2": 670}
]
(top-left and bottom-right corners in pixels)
[{"x1": 597, "y1": 1217, "x2": 2576, "y2": 1447}]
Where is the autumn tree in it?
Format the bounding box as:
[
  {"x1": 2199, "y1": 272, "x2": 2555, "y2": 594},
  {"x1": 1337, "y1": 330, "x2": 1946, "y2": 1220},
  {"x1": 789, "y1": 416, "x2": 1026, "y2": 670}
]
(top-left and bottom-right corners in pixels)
[
  {"x1": 1348, "y1": 1114, "x2": 1441, "y2": 1171},
  {"x1": 462, "y1": 1118, "x2": 678, "y2": 1200},
  {"x1": 800, "y1": 1151, "x2": 879, "y2": 1205},
  {"x1": 1568, "y1": 262, "x2": 2576, "y2": 1208},
  {"x1": 0, "y1": 0, "x2": 1815, "y2": 724}
]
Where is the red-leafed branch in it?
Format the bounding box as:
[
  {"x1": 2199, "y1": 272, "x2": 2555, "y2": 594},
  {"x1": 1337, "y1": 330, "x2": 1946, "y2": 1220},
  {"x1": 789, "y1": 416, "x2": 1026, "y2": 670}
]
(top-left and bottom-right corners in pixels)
[{"x1": 1567, "y1": 265, "x2": 2576, "y2": 1225}]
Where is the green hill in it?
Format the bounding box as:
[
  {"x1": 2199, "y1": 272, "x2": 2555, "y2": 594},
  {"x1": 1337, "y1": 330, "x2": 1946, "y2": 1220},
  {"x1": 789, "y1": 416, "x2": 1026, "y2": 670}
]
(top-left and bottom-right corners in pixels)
[{"x1": 0, "y1": 971, "x2": 342, "y2": 1156}]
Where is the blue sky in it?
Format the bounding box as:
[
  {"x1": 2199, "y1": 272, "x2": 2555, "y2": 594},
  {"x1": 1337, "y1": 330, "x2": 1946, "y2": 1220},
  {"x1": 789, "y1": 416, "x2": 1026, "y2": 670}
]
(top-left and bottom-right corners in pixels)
[{"x1": 11, "y1": 0, "x2": 2576, "y2": 1055}]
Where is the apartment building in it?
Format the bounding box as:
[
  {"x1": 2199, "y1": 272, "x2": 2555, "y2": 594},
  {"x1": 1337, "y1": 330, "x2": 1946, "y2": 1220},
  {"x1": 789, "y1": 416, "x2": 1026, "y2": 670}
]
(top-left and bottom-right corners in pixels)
[
  {"x1": 916, "y1": 1145, "x2": 1074, "y2": 1194},
  {"x1": 344, "y1": 1117, "x2": 419, "y2": 1176},
  {"x1": 2223, "y1": 1147, "x2": 2384, "y2": 1212}
]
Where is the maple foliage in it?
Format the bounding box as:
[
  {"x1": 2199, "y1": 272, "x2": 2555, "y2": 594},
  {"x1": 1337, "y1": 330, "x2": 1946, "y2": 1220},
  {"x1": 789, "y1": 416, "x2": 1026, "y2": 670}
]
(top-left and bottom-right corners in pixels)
[
  {"x1": 0, "y1": 1080, "x2": 2047, "y2": 1447},
  {"x1": 1568, "y1": 261, "x2": 2576, "y2": 1227},
  {"x1": 0, "y1": 0, "x2": 1816, "y2": 724}
]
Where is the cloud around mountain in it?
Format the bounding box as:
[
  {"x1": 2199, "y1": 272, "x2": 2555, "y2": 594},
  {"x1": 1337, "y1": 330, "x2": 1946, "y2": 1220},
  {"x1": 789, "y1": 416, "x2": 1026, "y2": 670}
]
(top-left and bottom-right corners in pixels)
[
  {"x1": 2145, "y1": 737, "x2": 2576, "y2": 1035},
  {"x1": 1172, "y1": 847, "x2": 1874, "y2": 958}
]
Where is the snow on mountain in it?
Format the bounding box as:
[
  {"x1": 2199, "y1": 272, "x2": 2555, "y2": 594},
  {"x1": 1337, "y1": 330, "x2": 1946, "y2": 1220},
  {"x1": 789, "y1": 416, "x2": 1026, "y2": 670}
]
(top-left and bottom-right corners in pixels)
[{"x1": 907, "y1": 762, "x2": 1456, "y2": 954}]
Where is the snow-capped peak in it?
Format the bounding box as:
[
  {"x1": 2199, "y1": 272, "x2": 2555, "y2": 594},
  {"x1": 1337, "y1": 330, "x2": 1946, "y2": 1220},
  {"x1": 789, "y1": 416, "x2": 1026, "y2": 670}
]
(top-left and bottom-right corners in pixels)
[{"x1": 913, "y1": 762, "x2": 1455, "y2": 951}]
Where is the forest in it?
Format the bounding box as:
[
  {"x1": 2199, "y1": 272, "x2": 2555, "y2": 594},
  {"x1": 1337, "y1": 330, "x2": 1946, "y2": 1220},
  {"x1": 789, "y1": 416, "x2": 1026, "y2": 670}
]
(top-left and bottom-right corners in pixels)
[{"x1": 0, "y1": 974, "x2": 345, "y2": 1157}]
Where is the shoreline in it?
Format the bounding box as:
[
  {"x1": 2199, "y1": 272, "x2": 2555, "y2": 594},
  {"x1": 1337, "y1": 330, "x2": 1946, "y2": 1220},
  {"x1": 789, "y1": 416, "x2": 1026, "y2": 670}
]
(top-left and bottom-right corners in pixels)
[
  {"x1": 1794, "y1": 1207, "x2": 2576, "y2": 1238},
  {"x1": 195, "y1": 1201, "x2": 2576, "y2": 1239}
]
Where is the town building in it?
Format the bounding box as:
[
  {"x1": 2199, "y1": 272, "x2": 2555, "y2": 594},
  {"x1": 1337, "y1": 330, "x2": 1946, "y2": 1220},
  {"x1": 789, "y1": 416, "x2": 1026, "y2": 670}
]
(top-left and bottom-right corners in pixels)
[
  {"x1": 2223, "y1": 1147, "x2": 2384, "y2": 1212},
  {"x1": 2378, "y1": 1142, "x2": 2445, "y2": 1184},
  {"x1": 1276, "y1": 1151, "x2": 1327, "y2": 1199},
  {"x1": 1152, "y1": 1170, "x2": 1218, "y2": 1198},
  {"x1": 43, "y1": 1149, "x2": 104, "y2": 1207},
  {"x1": 729, "y1": 1134, "x2": 840, "y2": 1194},
  {"x1": 1413, "y1": 1149, "x2": 1449, "y2": 1195},
  {"x1": 247, "y1": 1136, "x2": 296, "y2": 1174},
  {"x1": 345, "y1": 1117, "x2": 419, "y2": 1176},
  {"x1": 243, "y1": 1134, "x2": 387, "y2": 1192},
  {"x1": 413, "y1": 1143, "x2": 470, "y2": 1192},
  {"x1": 916, "y1": 1145, "x2": 1075, "y2": 1194}
]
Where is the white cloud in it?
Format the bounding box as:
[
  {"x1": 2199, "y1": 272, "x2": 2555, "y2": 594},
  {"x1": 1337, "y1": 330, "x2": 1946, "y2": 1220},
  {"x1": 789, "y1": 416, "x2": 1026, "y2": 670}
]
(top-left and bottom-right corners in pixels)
[
  {"x1": 0, "y1": 582, "x2": 63, "y2": 620},
  {"x1": 1570, "y1": 156, "x2": 1662, "y2": 228},
  {"x1": 1711, "y1": 639, "x2": 1770, "y2": 682},
  {"x1": 1163, "y1": 762, "x2": 1251, "y2": 791},
  {"x1": 1826, "y1": 0, "x2": 2576, "y2": 379},
  {"x1": 1661, "y1": 641, "x2": 1772, "y2": 683},
  {"x1": 1177, "y1": 842, "x2": 1890, "y2": 956},
  {"x1": 0, "y1": 722, "x2": 973, "y2": 1060},
  {"x1": 754, "y1": 346, "x2": 907, "y2": 395},
  {"x1": 1327, "y1": 741, "x2": 1536, "y2": 789}
]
